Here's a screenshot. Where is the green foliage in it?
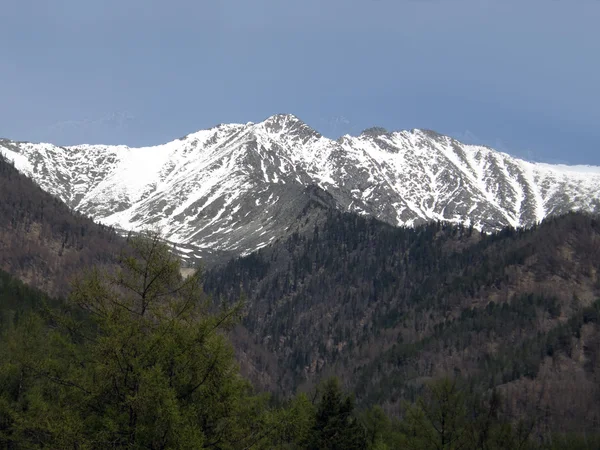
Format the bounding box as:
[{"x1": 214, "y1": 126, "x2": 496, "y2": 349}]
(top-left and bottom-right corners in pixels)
[
  {"x1": 402, "y1": 378, "x2": 471, "y2": 450},
  {"x1": 0, "y1": 232, "x2": 276, "y2": 449},
  {"x1": 308, "y1": 377, "x2": 367, "y2": 450},
  {"x1": 269, "y1": 393, "x2": 316, "y2": 449},
  {"x1": 360, "y1": 405, "x2": 406, "y2": 450},
  {"x1": 0, "y1": 268, "x2": 61, "y2": 332},
  {"x1": 399, "y1": 378, "x2": 540, "y2": 450}
]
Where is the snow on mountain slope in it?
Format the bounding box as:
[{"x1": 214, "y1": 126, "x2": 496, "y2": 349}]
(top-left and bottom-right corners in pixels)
[{"x1": 2, "y1": 114, "x2": 600, "y2": 261}]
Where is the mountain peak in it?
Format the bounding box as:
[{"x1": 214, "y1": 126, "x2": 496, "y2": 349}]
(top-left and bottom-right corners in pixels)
[
  {"x1": 264, "y1": 113, "x2": 301, "y2": 123},
  {"x1": 262, "y1": 113, "x2": 305, "y2": 130},
  {"x1": 416, "y1": 129, "x2": 444, "y2": 140},
  {"x1": 360, "y1": 127, "x2": 390, "y2": 138},
  {"x1": 260, "y1": 113, "x2": 321, "y2": 140}
]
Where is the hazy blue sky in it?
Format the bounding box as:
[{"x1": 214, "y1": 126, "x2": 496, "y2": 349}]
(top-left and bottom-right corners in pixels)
[{"x1": 1, "y1": 0, "x2": 599, "y2": 164}]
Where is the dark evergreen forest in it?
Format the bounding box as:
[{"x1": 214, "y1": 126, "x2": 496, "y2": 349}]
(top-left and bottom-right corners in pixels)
[{"x1": 204, "y1": 210, "x2": 600, "y2": 440}]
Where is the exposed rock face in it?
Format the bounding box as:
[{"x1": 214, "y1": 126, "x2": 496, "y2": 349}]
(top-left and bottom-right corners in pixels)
[{"x1": 2, "y1": 114, "x2": 600, "y2": 261}]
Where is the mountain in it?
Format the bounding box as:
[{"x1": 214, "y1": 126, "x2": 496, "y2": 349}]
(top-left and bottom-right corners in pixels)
[
  {"x1": 2, "y1": 114, "x2": 600, "y2": 262},
  {"x1": 0, "y1": 153, "x2": 123, "y2": 295},
  {"x1": 2, "y1": 121, "x2": 600, "y2": 438},
  {"x1": 204, "y1": 209, "x2": 600, "y2": 436}
]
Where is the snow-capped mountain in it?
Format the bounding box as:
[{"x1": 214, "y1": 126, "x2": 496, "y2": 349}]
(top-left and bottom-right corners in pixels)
[{"x1": 2, "y1": 114, "x2": 600, "y2": 261}]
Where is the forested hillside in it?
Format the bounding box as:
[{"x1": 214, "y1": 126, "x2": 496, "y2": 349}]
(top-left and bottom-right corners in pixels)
[
  {"x1": 0, "y1": 153, "x2": 123, "y2": 295},
  {"x1": 205, "y1": 210, "x2": 600, "y2": 436},
  {"x1": 2, "y1": 233, "x2": 598, "y2": 449}
]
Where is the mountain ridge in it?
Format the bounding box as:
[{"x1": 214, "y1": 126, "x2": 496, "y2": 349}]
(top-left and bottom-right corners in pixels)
[{"x1": 2, "y1": 114, "x2": 600, "y2": 260}]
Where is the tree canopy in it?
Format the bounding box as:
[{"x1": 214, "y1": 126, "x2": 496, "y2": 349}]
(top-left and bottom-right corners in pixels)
[{"x1": 0, "y1": 233, "x2": 277, "y2": 448}]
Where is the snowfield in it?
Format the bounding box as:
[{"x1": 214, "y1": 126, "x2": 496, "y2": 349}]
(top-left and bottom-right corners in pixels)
[{"x1": 2, "y1": 114, "x2": 600, "y2": 258}]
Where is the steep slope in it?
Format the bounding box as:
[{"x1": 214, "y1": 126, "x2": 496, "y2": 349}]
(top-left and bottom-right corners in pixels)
[
  {"x1": 204, "y1": 211, "x2": 600, "y2": 434},
  {"x1": 0, "y1": 153, "x2": 123, "y2": 295},
  {"x1": 2, "y1": 114, "x2": 600, "y2": 260}
]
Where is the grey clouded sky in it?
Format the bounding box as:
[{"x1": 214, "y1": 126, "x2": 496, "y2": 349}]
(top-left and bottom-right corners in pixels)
[{"x1": 1, "y1": 0, "x2": 598, "y2": 164}]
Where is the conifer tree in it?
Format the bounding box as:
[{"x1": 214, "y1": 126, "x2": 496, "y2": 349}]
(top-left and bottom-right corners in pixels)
[
  {"x1": 0, "y1": 232, "x2": 275, "y2": 449},
  {"x1": 308, "y1": 377, "x2": 367, "y2": 450}
]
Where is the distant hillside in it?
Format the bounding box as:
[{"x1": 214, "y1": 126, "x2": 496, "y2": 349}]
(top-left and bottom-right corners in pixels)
[
  {"x1": 204, "y1": 210, "x2": 600, "y2": 436},
  {"x1": 0, "y1": 153, "x2": 123, "y2": 295}
]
